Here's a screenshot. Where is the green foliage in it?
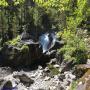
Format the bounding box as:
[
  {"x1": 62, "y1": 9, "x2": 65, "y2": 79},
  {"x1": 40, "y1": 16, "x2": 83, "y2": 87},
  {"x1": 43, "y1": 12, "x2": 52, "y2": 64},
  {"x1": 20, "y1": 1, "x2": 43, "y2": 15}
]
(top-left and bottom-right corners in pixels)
[
  {"x1": 70, "y1": 81, "x2": 78, "y2": 90},
  {"x1": 34, "y1": 0, "x2": 88, "y2": 31},
  {"x1": 6, "y1": 35, "x2": 29, "y2": 53},
  {"x1": 0, "y1": 0, "x2": 8, "y2": 6},
  {"x1": 48, "y1": 64, "x2": 60, "y2": 75},
  {"x1": 21, "y1": 45, "x2": 29, "y2": 53},
  {"x1": 7, "y1": 36, "x2": 20, "y2": 46},
  {"x1": 0, "y1": 0, "x2": 25, "y2": 6},
  {"x1": 66, "y1": 0, "x2": 87, "y2": 30},
  {"x1": 0, "y1": 0, "x2": 89, "y2": 66},
  {"x1": 0, "y1": 0, "x2": 26, "y2": 42},
  {"x1": 58, "y1": 30, "x2": 87, "y2": 64},
  {"x1": 32, "y1": 6, "x2": 44, "y2": 27}
]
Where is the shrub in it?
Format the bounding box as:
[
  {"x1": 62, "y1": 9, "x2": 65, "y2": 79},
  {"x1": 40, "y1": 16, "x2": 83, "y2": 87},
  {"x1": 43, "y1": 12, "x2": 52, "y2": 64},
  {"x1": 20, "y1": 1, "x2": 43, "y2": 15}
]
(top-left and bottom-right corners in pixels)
[{"x1": 58, "y1": 30, "x2": 87, "y2": 64}]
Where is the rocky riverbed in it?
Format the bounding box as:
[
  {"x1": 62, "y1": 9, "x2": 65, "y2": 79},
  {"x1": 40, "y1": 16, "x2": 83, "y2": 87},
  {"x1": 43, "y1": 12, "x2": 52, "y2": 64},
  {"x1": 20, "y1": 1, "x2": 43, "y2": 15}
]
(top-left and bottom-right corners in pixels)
[
  {"x1": 1, "y1": 58, "x2": 90, "y2": 90},
  {"x1": 0, "y1": 58, "x2": 76, "y2": 90}
]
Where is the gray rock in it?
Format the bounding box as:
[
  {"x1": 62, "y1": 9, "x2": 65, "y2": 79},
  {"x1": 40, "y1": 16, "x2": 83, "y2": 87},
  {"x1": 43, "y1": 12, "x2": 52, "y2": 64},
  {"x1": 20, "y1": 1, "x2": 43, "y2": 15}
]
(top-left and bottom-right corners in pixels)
[
  {"x1": 87, "y1": 59, "x2": 90, "y2": 64},
  {"x1": 49, "y1": 86, "x2": 57, "y2": 90},
  {"x1": 44, "y1": 76, "x2": 50, "y2": 81},
  {"x1": 54, "y1": 75, "x2": 59, "y2": 81},
  {"x1": 13, "y1": 74, "x2": 34, "y2": 87},
  {"x1": 0, "y1": 80, "x2": 17, "y2": 90},
  {"x1": 50, "y1": 58, "x2": 57, "y2": 64},
  {"x1": 0, "y1": 79, "x2": 4, "y2": 87},
  {"x1": 44, "y1": 67, "x2": 50, "y2": 73},
  {"x1": 38, "y1": 66, "x2": 43, "y2": 70},
  {"x1": 53, "y1": 64, "x2": 60, "y2": 68},
  {"x1": 0, "y1": 67, "x2": 12, "y2": 78},
  {"x1": 59, "y1": 74, "x2": 65, "y2": 81}
]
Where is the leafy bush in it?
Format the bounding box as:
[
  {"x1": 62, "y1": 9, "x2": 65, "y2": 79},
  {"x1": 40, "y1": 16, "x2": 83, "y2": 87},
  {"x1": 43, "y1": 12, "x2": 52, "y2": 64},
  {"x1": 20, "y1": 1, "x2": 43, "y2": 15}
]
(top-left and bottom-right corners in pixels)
[
  {"x1": 0, "y1": 0, "x2": 25, "y2": 6},
  {"x1": 58, "y1": 30, "x2": 87, "y2": 64},
  {"x1": 34, "y1": 0, "x2": 88, "y2": 30}
]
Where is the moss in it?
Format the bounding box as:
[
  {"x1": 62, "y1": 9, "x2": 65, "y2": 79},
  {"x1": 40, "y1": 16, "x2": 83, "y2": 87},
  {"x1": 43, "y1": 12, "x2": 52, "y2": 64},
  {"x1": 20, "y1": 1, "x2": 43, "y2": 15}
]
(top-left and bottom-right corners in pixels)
[
  {"x1": 87, "y1": 54, "x2": 90, "y2": 59},
  {"x1": 6, "y1": 36, "x2": 20, "y2": 46},
  {"x1": 21, "y1": 45, "x2": 29, "y2": 53},
  {"x1": 48, "y1": 64, "x2": 60, "y2": 75},
  {"x1": 70, "y1": 81, "x2": 78, "y2": 90},
  {"x1": 5, "y1": 36, "x2": 29, "y2": 53}
]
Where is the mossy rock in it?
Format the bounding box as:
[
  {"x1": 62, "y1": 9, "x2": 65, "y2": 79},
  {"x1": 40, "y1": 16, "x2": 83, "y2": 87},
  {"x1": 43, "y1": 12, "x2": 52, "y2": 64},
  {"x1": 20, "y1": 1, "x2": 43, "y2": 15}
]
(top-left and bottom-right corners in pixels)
[
  {"x1": 47, "y1": 64, "x2": 60, "y2": 75},
  {"x1": 1, "y1": 36, "x2": 42, "y2": 66},
  {"x1": 6, "y1": 36, "x2": 21, "y2": 46}
]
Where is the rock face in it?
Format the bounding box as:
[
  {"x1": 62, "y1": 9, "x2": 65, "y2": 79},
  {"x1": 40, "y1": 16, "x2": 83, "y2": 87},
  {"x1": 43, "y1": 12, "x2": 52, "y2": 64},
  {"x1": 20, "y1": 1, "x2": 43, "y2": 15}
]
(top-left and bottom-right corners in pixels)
[
  {"x1": 1, "y1": 43, "x2": 42, "y2": 66},
  {"x1": 75, "y1": 64, "x2": 90, "y2": 90},
  {"x1": 1, "y1": 81, "x2": 13, "y2": 90},
  {"x1": 0, "y1": 32, "x2": 62, "y2": 66},
  {"x1": 77, "y1": 69, "x2": 90, "y2": 90}
]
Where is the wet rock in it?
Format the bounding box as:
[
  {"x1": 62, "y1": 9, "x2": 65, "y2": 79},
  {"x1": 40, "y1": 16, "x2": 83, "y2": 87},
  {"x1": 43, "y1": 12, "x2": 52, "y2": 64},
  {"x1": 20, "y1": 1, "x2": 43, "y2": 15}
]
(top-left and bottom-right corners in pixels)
[
  {"x1": 44, "y1": 76, "x2": 50, "y2": 81},
  {"x1": 38, "y1": 66, "x2": 43, "y2": 70},
  {"x1": 54, "y1": 75, "x2": 59, "y2": 81},
  {"x1": 49, "y1": 58, "x2": 57, "y2": 65},
  {"x1": 37, "y1": 89, "x2": 45, "y2": 90},
  {"x1": 59, "y1": 74, "x2": 65, "y2": 81},
  {"x1": 77, "y1": 81, "x2": 86, "y2": 90},
  {"x1": 13, "y1": 74, "x2": 34, "y2": 87},
  {"x1": 77, "y1": 69, "x2": 90, "y2": 90},
  {"x1": 0, "y1": 79, "x2": 4, "y2": 87},
  {"x1": 77, "y1": 64, "x2": 90, "y2": 70},
  {"x1": 61, "y1": 60, "x2": 74, "y2": 73},
  {"x1": 64, "y1": 71, "x2": 76, "y2": 80},
  {"x1": 44, "y1": 67, "x2": 50, "y2": 73},
  {"x1": 2, "y1": 80, "x2": 12, "y2": 88},
  {"x1": 20, "y1": 31, "x2": 31, "y2": 40},
  {"x1": 53, "y1": 64, "x2": 60, "y2": 68},
  {"x1": 1, "y1": 41, "x2": 42, "y2": 66},
  {"x1": 1, "y1": 80, "x2": 17, "y2": 90},
  {"x1": 0, "y1": 67, "x2": 12, "y2": 77},
  {"x1": 0, "y1": 31, "x2": 62, "y2": 66},
  {"x1": 58, "y1": 86, "x2": 65, "y2": 90},
  {"x1": 74, "y1": 64, "x2": 90, "y2": 78},
  {"x1": 87, "y1": 59, "x2": 90, "y2": 64}
]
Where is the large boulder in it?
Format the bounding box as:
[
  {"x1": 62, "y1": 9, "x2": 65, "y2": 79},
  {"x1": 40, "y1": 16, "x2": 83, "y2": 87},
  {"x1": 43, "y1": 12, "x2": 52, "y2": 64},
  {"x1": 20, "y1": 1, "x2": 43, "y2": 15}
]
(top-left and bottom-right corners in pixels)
[
  {"x1": 0, "y1": 35, "x2": 42, "y2": 66},
  {"x1": 1, "y1": 43, "x2": 42, "y2": 66},
  {"x1": 0, "y1": 32, "x2": 63, "y2": 66}
]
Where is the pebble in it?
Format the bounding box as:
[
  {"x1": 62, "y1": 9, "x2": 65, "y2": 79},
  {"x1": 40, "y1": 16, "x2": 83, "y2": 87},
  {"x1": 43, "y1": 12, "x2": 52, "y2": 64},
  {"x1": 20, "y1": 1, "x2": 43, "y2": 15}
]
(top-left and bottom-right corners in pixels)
[
  {"x1": 38, "y1": 66, "x2": 43, "y2": 70},
  {"x1": 50, "y1": 58, "x2": 57, "y2": 64},
  {"x1": 49, "y1": 86, "x2": 56, "y2": 90},
  {"x1": 44, "y1": 67, "x2": 50, "y2": 72},
  {"x1": 87, "y1": 59, "x2": 90, "y2": 64},
  {"x1": 53, "y1": 64, "x2": 60, "y2": 68},
  {"x1": 54, "y1": 75, "x2": 59, "y2": 81},
  {"x1": 0, "y1": 65, "x2": 76, "y2": 90},
  {"x1": 44, "y1": 76, "x2": 50, "y2": 81}
]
